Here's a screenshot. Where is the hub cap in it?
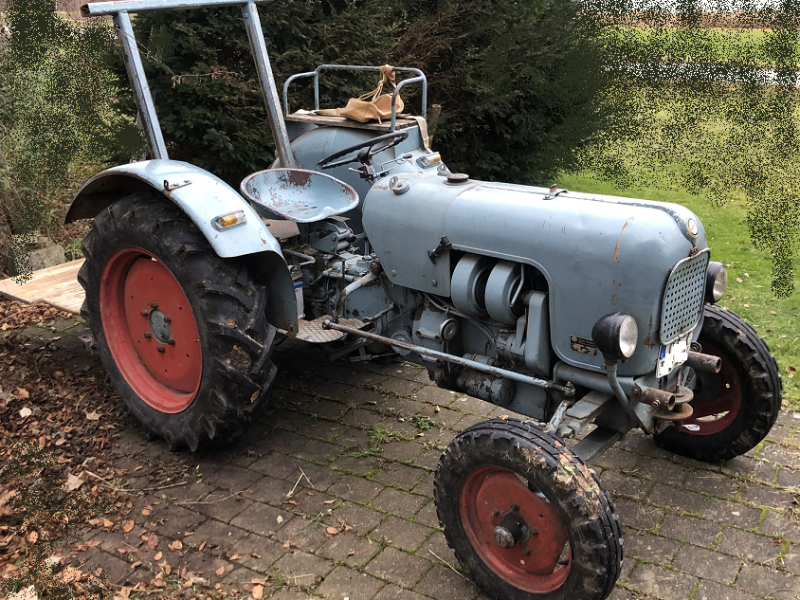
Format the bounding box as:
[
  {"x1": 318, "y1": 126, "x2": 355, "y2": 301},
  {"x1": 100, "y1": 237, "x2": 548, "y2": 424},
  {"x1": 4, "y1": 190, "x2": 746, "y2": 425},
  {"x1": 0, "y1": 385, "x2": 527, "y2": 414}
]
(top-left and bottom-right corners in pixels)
[
  {"x1": 100, "y1": 248, "x2": 202, "y2": 413},
  {"x1": 460, "y1": 467, "x2": 571, "y2": 593},
  {"x1": 681, "y1": 340, "x2": 741, "y2": 435}
]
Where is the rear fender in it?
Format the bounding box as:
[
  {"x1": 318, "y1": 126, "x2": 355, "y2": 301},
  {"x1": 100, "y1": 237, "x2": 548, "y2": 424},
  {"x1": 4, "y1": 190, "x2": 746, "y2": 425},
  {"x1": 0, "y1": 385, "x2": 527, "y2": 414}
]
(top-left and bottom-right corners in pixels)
[{"x1": 68, "y1": 160, "x2": 298, "y2": 332}]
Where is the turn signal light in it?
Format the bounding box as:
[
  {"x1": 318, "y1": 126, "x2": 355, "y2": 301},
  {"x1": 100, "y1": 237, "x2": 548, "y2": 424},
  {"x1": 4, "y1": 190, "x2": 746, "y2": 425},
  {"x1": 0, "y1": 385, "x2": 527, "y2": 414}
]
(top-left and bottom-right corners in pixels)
[{"x1": 212, "y1": 210, "x2": 247, "y2": 231}]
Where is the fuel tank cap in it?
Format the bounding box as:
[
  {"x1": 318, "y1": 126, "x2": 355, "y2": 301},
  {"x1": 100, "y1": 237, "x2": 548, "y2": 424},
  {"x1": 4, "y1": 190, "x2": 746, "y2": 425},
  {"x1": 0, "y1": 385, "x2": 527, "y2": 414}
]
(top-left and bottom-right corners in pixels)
[{"x1": 446, "y1": 173, "x2": 470, "y2": 185}]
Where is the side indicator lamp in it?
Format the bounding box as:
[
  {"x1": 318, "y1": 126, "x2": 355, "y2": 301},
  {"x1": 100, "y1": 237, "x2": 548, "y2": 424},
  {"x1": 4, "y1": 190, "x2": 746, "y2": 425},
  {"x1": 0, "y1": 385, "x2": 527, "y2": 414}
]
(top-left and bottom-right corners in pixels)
[
  {"x1": 212, "y1": 210, "x2": 247, "y2": 231},
  {"x1": 417, "y1": 153, "x2": 442, "y2": 169}
]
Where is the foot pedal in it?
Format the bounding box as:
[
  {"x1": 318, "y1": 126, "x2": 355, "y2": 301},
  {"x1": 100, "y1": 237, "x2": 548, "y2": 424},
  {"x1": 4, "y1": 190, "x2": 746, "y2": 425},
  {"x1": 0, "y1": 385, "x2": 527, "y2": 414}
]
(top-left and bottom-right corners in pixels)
[
  {"x1": 573, "y1": 427, "x2": 624, "y2": 463},
  {"x1": 295, "y1": 315, "x2": 364, "y2": 344}
]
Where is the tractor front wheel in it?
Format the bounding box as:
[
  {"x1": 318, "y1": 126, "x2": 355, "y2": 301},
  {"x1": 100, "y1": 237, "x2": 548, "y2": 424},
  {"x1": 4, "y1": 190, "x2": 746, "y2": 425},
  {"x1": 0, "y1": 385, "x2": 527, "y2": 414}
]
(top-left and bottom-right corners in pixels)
[
  {"x1": 79, "y1": 192, "x2": 277, "y2": 451},
  {"x1": 434, "y1": 418, "x2": 622, "y2": 600}
]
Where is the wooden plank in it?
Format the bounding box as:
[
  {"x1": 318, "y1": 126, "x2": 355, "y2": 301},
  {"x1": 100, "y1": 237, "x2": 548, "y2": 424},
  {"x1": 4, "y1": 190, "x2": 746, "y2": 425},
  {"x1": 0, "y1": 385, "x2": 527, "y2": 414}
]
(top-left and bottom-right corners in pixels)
[
  {"x1": 0, "y1": 259, "x2": 85, "y2": 315},
  {"x1": 285, "y1": 112, "x2": 418, "y2": 131}
]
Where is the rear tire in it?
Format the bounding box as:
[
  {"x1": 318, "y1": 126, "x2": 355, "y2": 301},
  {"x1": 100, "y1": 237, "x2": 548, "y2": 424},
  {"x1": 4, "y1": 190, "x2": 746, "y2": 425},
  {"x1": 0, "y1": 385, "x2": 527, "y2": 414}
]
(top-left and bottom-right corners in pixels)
[
  {"x1": 79, "y1": 192, "x2": 277, "y2": 451},
  {"x1": 654, "y1": 304, "x2": 781, "y2": 462}
]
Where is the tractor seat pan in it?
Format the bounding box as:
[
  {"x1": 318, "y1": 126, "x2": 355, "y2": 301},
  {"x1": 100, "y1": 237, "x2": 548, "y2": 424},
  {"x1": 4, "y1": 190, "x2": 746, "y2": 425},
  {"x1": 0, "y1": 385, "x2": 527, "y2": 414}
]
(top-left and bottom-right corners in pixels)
[{"x1": 240, "y1": 168, "x2": 359, "y2": 224}]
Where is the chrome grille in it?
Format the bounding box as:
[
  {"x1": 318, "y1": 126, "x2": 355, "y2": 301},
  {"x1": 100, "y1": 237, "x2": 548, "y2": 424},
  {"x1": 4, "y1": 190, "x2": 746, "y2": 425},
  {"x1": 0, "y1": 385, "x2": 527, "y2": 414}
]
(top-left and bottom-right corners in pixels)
[{"x1": 660, "y1": 250, "x2": 710, "y2": 344}]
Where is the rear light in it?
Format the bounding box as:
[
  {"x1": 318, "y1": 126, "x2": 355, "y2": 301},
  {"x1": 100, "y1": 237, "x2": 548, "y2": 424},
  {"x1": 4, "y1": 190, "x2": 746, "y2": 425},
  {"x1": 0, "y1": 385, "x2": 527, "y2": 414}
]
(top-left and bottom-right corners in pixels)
[{"x1": 212, "y1": 210, "x2": 247, "y2": 230}]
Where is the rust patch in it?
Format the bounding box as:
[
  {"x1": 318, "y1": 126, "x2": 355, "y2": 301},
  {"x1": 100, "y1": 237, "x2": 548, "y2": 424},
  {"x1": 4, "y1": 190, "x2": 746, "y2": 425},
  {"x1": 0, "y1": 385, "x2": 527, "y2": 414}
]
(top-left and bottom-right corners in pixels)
[
  {"x1": 283, "y1": 169, "x2": 313, "y2": 188},
  {"x1": 642, "y1": 315, "x2": 655, "y2": 347},
  {"x1": 613, "y1": 240, "x2": 621, "y2": 264},
  {"x1": 621, "y1": 216, "x2": 635, "y2": 234},
  {"x1": 611, "y1": 293, "x2": 616, "y2": 308}
]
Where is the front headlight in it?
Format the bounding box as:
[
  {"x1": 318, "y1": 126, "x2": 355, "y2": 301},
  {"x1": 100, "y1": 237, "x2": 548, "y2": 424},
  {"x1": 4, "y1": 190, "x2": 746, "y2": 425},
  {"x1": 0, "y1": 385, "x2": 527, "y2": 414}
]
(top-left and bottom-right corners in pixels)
[
  {"x1": 592, "y1": 313, "x2": 639, "y2": 361},
  {"x1": 706, "y1": 262, "x2": 727, "y2": 303}
]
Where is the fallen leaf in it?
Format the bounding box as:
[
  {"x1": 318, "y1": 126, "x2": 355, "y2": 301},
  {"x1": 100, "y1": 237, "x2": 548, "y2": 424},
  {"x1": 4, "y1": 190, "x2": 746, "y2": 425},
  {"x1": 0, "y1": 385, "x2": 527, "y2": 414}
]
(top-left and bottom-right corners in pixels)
[
  {"x1": 123, "y1": 520, "x2": 135, "y2": 533},
  {"x1": 146, "y1": 534, "x2": 159, "y2": 549},
  {"x1": 198, "y1": 542, "x2": 206, "y2": 552},
  {"x1": 788, "y1": 367, "x2": 796, "y2": 379},
  {"x1": 770, "y1": 311, "x2": 778, "y2": 316},
  {"x1": 141, "y1": 508, "x2": 151, "y2": 516},
  {"x1": 61, "y1": 567, "x2": 82, "y2": 583},
  {"x1": 216, "y1": 566, "x2": 225, "y2": 576},
  {"x1": 434, "y1": 405, "x2": 440, "y2": 413},
  {"x1": 133, "y1": 466, "x2": 143, "y2": 472},
  {"x1": 283, "y1": 539, "x2": 291, "y2": 548},
  {"x1": 253, "y1": 584, "x2": 264, "y2": 599},
  {"x1": 16, "y1": 387, "x2": 29, "y2": 399},
  {"x1": 250, "y1": 552, "x2": 261, "y2": 559},
  {"x1": 323, "y1": 500, "x2": 336, "y2": 505},
  {"x1": 497, "y1": 415, "x2": 509, "y2": 420},
  {"x1": 63, "y1": 473, "x2": 84, "y2": 492},
  {"x1": 45, "y1": 555, "x2": 63, "y2": 568},
  {"x1": 85, "y1": 411, "x2": 101, "y2": 421},
  {"x1": 27, "y1": 531, "x2": 39, "y2": 544},
  {"x1": 276, "y1": 516, "x2": 283, "y2": 524},
  {"x1": 154, "y1": 551, "x2": 162, "y2": 561},
  {"x1": 102, "y1": 518, "x2": 113, "y2": 528},
  {"x1": 284, "y1": 500, "x2": 297, "y2": 506},
  {"x1": 736, "y1": 277, "x2": 743, "y2": 283},
  {"x1": 229, "y1": 554, "x2": 241, "y2": 560},
  {"x1": 19, "y1": 407, "x2": 32, "y2": 418},
  {"x1": 326, "y1": 527, "x2": 340, "y2": 536},
  {"x1": 347, "y1": 549, "x2": 355, "y2": 557},
  {"x1": 168, "y1": 540, "x2": 183, "y2": 551},
  {"x1": 8, "y1": 585, "x2": 37, "y2": 600},
  {"x1": 130, "y1": 561, "x2": 141, "y2": 569},
  {"x1": 159, "y1": 561, "x2": 171, "y2": 575},
  {"x1": 251, "y1": 578, "x2": 267, "y2": 585}
]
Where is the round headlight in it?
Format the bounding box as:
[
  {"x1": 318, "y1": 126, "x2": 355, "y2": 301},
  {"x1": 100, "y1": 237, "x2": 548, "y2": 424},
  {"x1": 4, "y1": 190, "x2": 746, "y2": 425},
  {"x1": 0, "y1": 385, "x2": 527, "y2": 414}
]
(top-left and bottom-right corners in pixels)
[
  {"x1": 591, "y1": 313, "x2": 639, "y2": 361},
  {"x1": 706, "y1": 262, "x2": 727, "y2": 303}
]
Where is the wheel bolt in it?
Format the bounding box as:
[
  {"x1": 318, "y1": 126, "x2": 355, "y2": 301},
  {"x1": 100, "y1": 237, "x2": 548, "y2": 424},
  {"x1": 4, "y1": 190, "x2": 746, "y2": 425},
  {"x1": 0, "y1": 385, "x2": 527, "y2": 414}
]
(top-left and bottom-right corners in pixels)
[
  {"x1": 144, "y1": 332, "x2": 152, "y2": 339},
  {"x1": 157, "y1": 346, "x2": 165, "y2": 353},
  {"x1": 141, "y1": 310, "x2": 148, "y2": 317},
  {"x1": 151, "y1": 302, "x2": 158, "y2": 309},
  {"x1": 491, "y1": 508, "x2": 500, "y2": 517},
  {"x1": 523, "y1": 547, "x2": 531, "y2": 556},
  {"x1": 494, "y1": 526, "x2": 515, "y2": 549},
  {"x1": 164, "y1": 315, "x2": 172, "y2": 323},
  {"x1": 510, "y1": 503, "x2": 520, "y2": 512},
  {"x1": 168, "y1": 338, "x2": 175, "y2": 346}
]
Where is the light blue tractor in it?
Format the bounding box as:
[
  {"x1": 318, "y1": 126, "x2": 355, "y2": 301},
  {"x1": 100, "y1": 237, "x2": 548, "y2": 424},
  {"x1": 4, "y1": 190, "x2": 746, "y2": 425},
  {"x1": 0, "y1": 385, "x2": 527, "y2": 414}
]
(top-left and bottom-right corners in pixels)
[{"x1": 69, "y1": 1, "x2": 782, "y2": 598}]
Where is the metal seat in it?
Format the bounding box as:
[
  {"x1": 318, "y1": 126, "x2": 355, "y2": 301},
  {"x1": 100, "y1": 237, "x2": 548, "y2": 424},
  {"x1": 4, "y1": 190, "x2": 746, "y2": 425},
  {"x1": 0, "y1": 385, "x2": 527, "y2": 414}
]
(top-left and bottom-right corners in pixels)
[{"x1": 240, "y1": 168, "x2": 358, "y2": 223}]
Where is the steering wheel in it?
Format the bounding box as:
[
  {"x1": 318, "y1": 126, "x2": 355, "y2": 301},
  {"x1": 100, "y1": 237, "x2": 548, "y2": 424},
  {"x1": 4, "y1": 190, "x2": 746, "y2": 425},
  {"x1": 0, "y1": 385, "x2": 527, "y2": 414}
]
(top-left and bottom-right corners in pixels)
[{"x1": 318, "y1": 130, "x2": 409, "y2": 170}]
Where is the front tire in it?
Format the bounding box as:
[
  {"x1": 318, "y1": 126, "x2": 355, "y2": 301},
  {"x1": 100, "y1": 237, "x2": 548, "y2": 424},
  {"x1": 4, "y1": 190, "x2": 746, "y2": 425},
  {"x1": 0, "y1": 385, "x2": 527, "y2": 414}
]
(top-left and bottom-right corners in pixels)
[
  {"x1": 434, "y1": 418, "x2": 622, "y2": 600},
  {"x1": 654, "y1": 304, "x2": 782, "y2": 462},
  {"x1": 79, "y1": 192, "x2": 277, "y2": 451}
]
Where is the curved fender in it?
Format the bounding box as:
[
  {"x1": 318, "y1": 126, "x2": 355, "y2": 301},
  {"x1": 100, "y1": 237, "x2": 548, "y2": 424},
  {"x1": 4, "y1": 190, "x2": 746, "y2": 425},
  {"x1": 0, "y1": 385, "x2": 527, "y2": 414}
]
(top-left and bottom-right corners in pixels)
[
  {"x1": 67, "y1": 159, "x2": 283, "y2": 259},
  {"x1": 68, "y1": 160, "x2": 298, "y2": 333}
]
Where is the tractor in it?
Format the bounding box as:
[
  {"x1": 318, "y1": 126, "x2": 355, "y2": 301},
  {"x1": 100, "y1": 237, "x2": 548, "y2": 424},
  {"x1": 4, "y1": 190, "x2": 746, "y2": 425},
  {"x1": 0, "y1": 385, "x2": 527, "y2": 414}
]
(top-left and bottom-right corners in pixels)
[{"x1": 69, "y1": 1, "x2": 782, "y2": 598}]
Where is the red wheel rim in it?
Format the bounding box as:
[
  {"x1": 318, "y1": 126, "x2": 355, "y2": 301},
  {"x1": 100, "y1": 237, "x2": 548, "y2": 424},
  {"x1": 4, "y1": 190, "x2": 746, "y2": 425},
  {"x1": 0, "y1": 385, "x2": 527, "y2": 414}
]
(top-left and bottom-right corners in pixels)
[
  {"x1": 100, "y1": 247, "x2": 202, "y2": 413},
  {"x1": 460, "y1": 467, "x2": 571, "y2": 593},
  {"x1": 681, "y1": 340, "x2": 742, "y2": 435}
]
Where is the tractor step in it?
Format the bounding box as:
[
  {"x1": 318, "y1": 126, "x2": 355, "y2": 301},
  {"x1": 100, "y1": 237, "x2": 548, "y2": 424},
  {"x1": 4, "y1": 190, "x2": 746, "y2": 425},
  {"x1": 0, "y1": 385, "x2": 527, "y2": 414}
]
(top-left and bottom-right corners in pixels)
[
  {"x1": 572, "y1": 426, "x2": 624, "y2": 463},
  {"x1": 295, "y1": 316, "x2": 365, "y2": 344},
  {"x1": 0, "y1": 259, "x2": 85, "y2": 314}
]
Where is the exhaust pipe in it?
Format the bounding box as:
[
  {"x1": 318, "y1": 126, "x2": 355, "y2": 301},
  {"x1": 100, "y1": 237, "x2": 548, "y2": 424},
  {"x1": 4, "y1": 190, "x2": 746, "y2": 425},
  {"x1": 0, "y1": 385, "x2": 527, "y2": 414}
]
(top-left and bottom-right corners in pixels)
[{"x1": 686, "y1": 351, "x2": 722, "y2": 373}]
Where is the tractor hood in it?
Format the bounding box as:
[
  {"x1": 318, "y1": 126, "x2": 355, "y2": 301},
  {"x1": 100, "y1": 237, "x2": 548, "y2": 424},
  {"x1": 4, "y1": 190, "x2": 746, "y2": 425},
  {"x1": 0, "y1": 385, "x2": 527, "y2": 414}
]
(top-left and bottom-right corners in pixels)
[{"x1": 363, "y1": 171, "x2": 709, "y2": 376}]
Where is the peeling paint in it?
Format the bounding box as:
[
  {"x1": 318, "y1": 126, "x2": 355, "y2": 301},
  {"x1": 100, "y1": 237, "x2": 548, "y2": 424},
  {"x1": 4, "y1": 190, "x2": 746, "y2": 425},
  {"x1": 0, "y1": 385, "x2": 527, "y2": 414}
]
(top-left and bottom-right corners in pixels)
[{"x1": 613, "y1": 239, "x2": 621, "y2": 264}]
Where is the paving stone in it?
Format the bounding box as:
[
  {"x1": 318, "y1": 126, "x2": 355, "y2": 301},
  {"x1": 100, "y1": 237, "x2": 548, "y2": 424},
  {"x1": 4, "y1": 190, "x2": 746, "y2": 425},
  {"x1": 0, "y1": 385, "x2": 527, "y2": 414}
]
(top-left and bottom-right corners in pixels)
[
  {"x1": 254, "y1": 429, "x2": 307, "y2": 455},
  {"x1": 273, "y1": 549, "x2": 335, "y2": 587},
  {"x1": 716, "y1": 527, "x2": 784, "y2": 563},
  {"x1": 306, "y1": 399, "x2": 348, "y2": 419},
  {"x1": 317, "y1": 566, "x2": 384, "y2": 600},
  {"x1": 191, "y1": 520, "x2": 250, "y2": 555},
  {"x1": 413, "y1": 500, "x2": 441, "y2": 529},
  {"x1": 291, "y1": 438, "x2": 343, "y2": 464},
  {"x1": 268, "y1": 588, "x2": 316, "y2": 600},
  {"x1": 274, "y1": 516, "x2": 332, "y2": 553},
  {"x1": 739, "y1": 483, "x2": 795, "y2": 511},
  {"x1": 672, "y1": 544, "x2": 741, "y2": 583},
  {"x1": 647, "y1": 484, "x2": 705, "y2": 513},
  {"x1": 620, "y1": 433, "x2": 673, "y2": 459},
  {"x1": 624, "y1": 530, "x2": 681, "y2": 564},
  {"x1": 311, "y1": 382, "x2": 356, "y2": 401},
  {"x1": 684, "y1": 471, "x2": 741, "y2": 498},
  {"x1": 94, "y1": 551, "x2": 137, "y2": 585},
  {"x1": 317, "y1": 531, "x2": 381, "y2": 568},
  {"x1": 175, "y1": 550, "x2": 234, "y2": 580},
  {"x1": 191, "y1": 490, "x2": 253, "y2": 523},
  {"x1": 759, "y1": 443, "x2": 800, "y2": 469},
  {"x1": 342, "y1": 409, "x2": 385, "y2": 429},
  {"x1": 414, "y1": 450, "x2": 443, "y2": 471},
  {"x1": 239, "y1": 474, "x2": 295, "y2": 506},
  {"x1": 372, "y1": 462, "x2": 427, "y2": 490},
  {"x1": 417, "y1": 404, "x2": 463, "y2": 430},
  {"x1": 311, "y1": 420, "x2": 349, "y2": 442},
  {"x1": 150, "y1": 505, "x2": 206, "y2": 537},
  {"x1": 736, "y1": 562, "x2": 800, "y2": 599},
  {"x1": 453, "y1": 414, "x2": 489, "y2": 432},
  {"x1": 627, "y1": 562, "x2": 698, "y2": 600},
  {"x1": 333, "y1": 455, "x2": 382, "y2": 477},
  {"x1": 220, "y1": 565, "x2": 269, "y2": 590},
  {"x1": 777, "y1": 466, "x2": 800, "y2": 488},
  {"x1": 658, "y1": 514, "x2": 722, "y2": 548},
  {"x1": 349, "y1": 371, "x2": 388, "y2": 388},
  {"x1": 414, "y1": 564, "x2": 479, "y2": 599},
  {"x1": 372, "y1": 584, "x2": 430, "y2": 600},
  {"x1": 700, "y1": 498, "x2": 764, "y2": 530},
  {"x1": 779, "y1": 546, "x2": 800, "y2": 575},
  {"x1": 634, "y1": 457, "x2": 689, "y2": 486},
  {"x1": 228, "y1": 533, "x2": 287, "y2": 573},
  {"x1": 759, "y1": 511, "x2": 800, "y2": 543},
  {"x1": 337, "y1": 427, "x2": 373, "y2": 449},
  {"x1": 613, "y1": 497, "x2": 664, "y2": 530},
  {"x1": 416, "y1": 530, "x2": 455, "y2": 565},
  {"x1": 602, "y1": 471, "x2": 651, "y2": 500},
  {"x1": 370, "y1": 516, "x2": 433, "y2": 552},
  {"x1": 381, "y1": 396, "x2": 428, "y2": 416},
  {"x1": 413, "y1": 471, "x2": 434, "y2": 497},
  {"x1": 365, "y1": 547, "x2": 432, "y2": 587},
  {"x1": 413, "y1": 386, "x2": 460, "y2": 406},
  {"x1": 607, "y1": 589, "x2": 641, "y2": 600},
  {"x1": 230, "y1": 503, "x2": 293, "y2": 537},
  {"x1": 347, "y1": 387, "x2": 390, "y2": 406},
  {"x1": 693, "y1": 581, "x2": 759, "y2": 600},
  {"x1": 269, "y1": 408, "x2": 308, "y2": 432},
  {"x1": 767, "y1": 425, "x2": 795, "y2": 445},
  {"x1": 333, "y1": 502, "x2": 387, "y2": 534},
  {"x1": 328, "y1": 475, "x2": 386, "y2": 503},
  {"x1": 382, "y1": 441, "x2": 423, "y2": 462},
  {"x1": 371, "y1": 488, "x2": 430, "y2": 519}
]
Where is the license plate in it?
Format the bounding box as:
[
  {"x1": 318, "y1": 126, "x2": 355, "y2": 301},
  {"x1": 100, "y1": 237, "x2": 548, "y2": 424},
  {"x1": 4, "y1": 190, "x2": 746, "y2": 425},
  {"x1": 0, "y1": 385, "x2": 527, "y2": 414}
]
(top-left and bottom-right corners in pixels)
[{"x1": 656, "y1": 336, "x2": 690, "y2": 378}]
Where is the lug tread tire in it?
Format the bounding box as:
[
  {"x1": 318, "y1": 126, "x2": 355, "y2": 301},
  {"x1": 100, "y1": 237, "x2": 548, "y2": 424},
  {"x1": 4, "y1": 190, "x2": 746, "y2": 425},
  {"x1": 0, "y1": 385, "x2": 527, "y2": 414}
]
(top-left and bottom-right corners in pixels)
[
  {"x1": 79, "y1": 192, "x2": 277, "y2": 451},
  {"x1": 434, "y1": 418, "x2": 622, "y2": 600},
  {"x1": 654, "y1": 304, "x2": 782, "y2": 462}
]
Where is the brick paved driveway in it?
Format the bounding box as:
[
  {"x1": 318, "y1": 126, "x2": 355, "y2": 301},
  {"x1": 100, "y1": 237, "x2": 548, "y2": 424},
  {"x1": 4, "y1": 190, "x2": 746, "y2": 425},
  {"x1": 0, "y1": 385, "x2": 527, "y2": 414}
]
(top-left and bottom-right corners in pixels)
[{"x1": 15, "y1": 316, "x2": 800, "y2": 600}]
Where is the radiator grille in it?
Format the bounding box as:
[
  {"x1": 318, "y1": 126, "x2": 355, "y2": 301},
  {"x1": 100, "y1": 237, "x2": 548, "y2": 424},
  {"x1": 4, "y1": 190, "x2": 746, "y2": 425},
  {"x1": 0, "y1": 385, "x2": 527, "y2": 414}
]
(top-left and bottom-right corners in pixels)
[{"x1": 660, "y1": 250, "x2": 709, "y2": 344}]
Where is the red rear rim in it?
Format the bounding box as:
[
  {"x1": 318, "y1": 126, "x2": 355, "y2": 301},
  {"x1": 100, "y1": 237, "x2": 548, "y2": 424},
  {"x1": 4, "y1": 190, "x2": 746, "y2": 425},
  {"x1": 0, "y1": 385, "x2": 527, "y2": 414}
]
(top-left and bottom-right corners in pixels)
[
  {"x1": 100, "y1": 248, "x2": 202, "y2": 413},
  {"x1": 681, "y1": 340, "x2": 742, "y2": 435},
  {"x1": 460, "y1": 467, "x2": 571, "y2": 593}
]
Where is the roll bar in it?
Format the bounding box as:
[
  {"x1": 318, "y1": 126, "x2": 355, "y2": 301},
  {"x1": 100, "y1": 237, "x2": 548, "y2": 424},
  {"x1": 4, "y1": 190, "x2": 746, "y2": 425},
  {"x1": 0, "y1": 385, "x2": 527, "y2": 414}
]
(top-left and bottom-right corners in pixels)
[{"x1": 81, "y1": 0, "x2": 297, "y2": 168}]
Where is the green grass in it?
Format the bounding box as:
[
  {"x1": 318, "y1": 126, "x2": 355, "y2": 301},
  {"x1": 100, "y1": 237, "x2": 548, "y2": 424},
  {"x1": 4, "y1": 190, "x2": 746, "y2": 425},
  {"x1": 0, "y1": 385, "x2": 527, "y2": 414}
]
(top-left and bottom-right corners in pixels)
[
  {"x1": 554, "y1": 171, "x2": 800, "y2": 407},
  {"x1": 600, "y1": 26, "x2": 799, "y2": 68}
]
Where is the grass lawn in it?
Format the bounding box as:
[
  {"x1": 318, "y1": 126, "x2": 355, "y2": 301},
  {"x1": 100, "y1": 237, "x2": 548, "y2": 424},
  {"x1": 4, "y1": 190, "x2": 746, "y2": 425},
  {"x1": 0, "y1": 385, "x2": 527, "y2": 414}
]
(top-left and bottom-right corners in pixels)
[{"x1": 554, "y1": 171, "x2": 800, "y2": 407}]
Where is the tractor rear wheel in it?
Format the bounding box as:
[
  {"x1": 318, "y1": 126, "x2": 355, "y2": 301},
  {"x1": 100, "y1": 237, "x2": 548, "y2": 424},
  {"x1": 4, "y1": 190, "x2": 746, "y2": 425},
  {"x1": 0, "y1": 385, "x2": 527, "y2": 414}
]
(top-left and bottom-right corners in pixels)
[
  {"x1": 435, "y1": 418, "x2": 622, "y2": 600},
  {"x1": 79, "y1": 192, "x2": 277, "y2": 451}
]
